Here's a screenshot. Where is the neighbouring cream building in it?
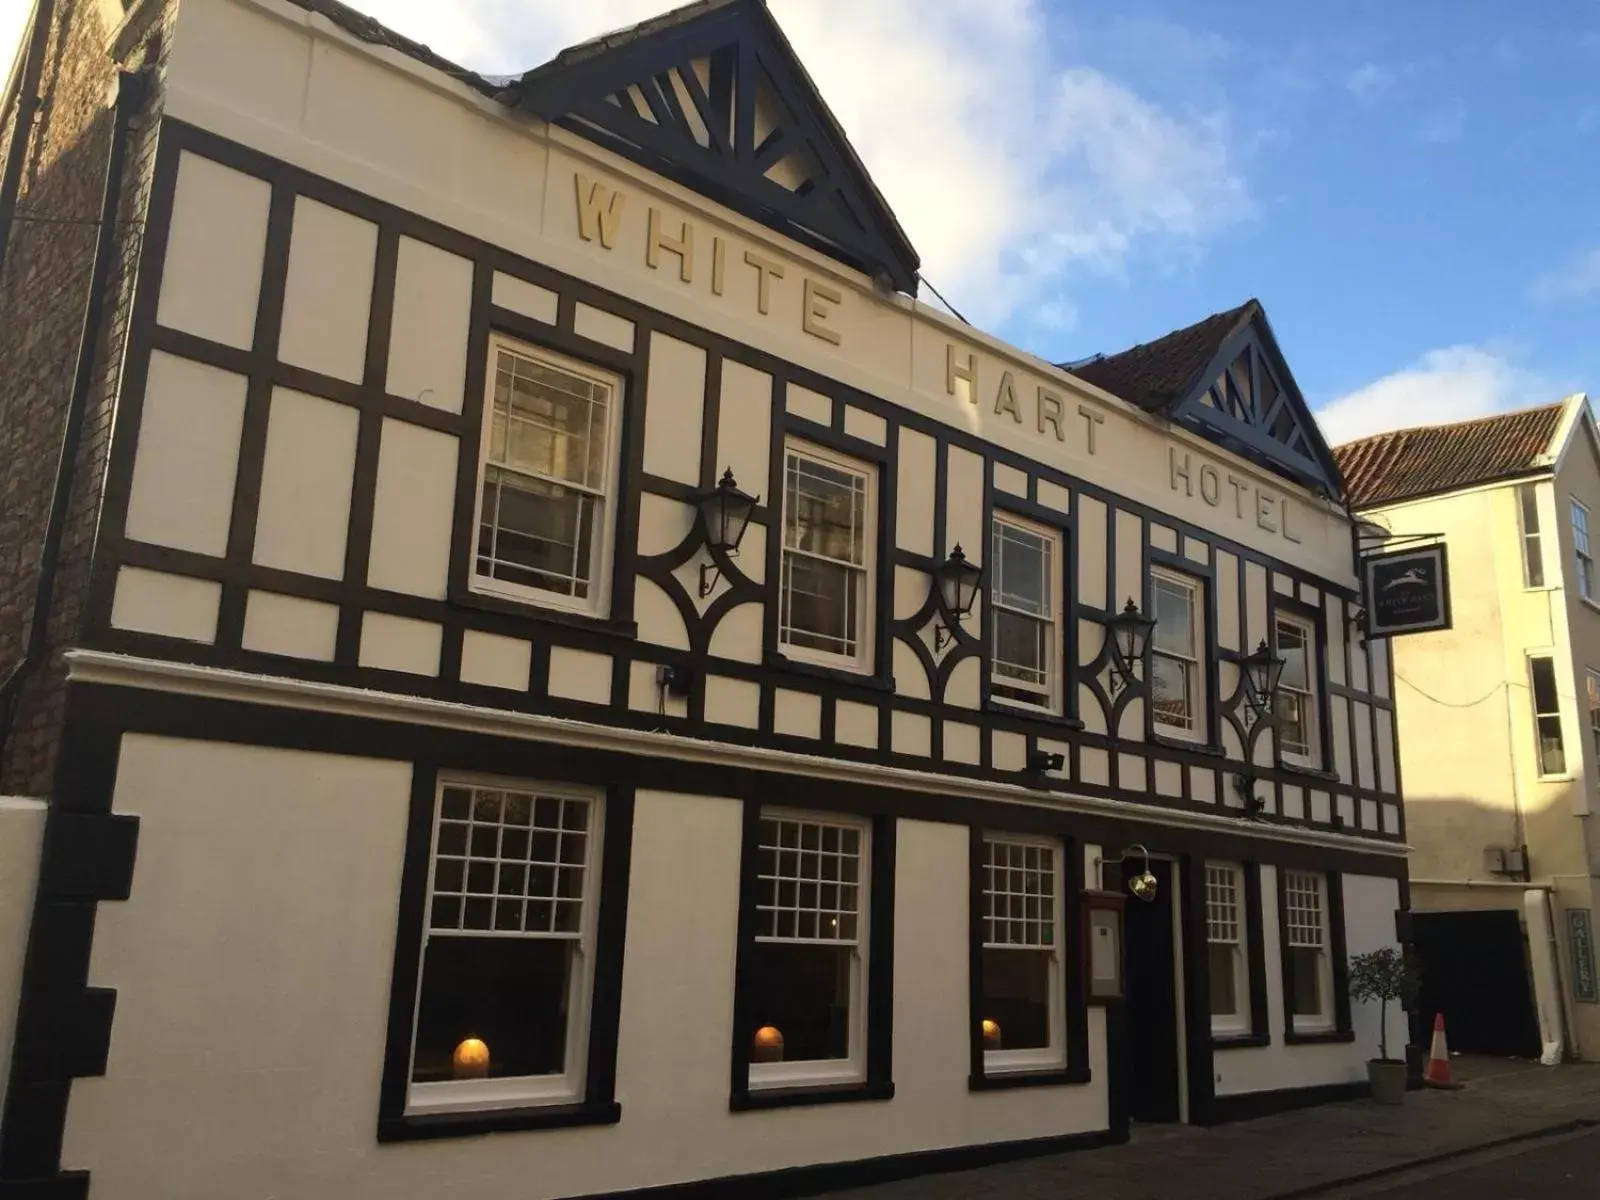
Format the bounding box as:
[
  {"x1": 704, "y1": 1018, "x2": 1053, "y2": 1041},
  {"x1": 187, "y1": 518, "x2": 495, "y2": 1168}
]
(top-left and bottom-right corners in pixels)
[
  {"x1": 0, "y1": 1, "x2": 1407, "y2": 1197},
  {"x1": 1337, "y1": 396, "x2": 1600, "y2": 1065}
]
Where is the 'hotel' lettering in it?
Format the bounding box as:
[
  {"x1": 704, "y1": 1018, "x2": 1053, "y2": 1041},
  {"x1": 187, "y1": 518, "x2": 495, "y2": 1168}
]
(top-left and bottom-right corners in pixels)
[{"x1": 1199, "y1": 465, "x2": 1221, "y2": 507}]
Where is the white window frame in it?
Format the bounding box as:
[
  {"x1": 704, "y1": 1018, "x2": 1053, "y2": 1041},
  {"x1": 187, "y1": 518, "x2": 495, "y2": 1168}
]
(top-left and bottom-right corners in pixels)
[
  {"x1": 1150, "y1": 567, "x2": 1206, "y2": 741},
  {"x1": 989, "y1": 512, "x2": 1063, "y2": 715},
  {"x1": 1282, "y1": 869, "x2": 1333, "y2": 1034},
  {"x1": 748, "y1": 808, "x2": 871, "y2": 1090},
  {"x1": 778, "y1": 440, "x2": 877, "y2": 674},
  {"x1": 1530, "y1": 654, "x2": 1568, "y2": 779},
  {"x1": 1205, "y1": 861, "x2": 1250, "y2": 1037},
  {"x1": 469, "y1": 335, "x2": 624, "y2": 616},
  {"x1": 981, "y1": 833, "x2": 1067, "y2": 1074},
  {"x1": 1518, "y1": 483, "x2": 1545, "y2": 589},
  {"x1": 1274, "y1": 613, "x2": 1320, "y2": 767},
  {"x1": 406, "y1": 775, "x2": 605, "y2": 1116},
  {"x1": 1574, "y1": 498, "x2": 1593, "y2": 601}
]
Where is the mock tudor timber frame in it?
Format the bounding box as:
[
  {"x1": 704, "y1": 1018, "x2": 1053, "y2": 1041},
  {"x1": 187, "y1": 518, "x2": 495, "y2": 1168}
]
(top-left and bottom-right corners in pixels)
[{"x1": 82, "y1": 119, "x2": 1402, "y2": 844}]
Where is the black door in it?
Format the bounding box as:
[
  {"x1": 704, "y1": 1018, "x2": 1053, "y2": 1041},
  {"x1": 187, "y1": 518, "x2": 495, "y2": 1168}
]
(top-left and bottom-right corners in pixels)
[
  {"x1": 1411, "y1": 909, "x2": 1540, "y2": 1058},
  {"x1": 1123, "y1": 859, "x2": 1181, "y2": 1122}
]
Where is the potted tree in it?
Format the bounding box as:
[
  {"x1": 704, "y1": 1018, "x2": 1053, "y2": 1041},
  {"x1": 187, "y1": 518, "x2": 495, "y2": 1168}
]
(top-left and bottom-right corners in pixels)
[{"x1": 1348, "y1": 947, "x2": 1420, "y2": 1104}]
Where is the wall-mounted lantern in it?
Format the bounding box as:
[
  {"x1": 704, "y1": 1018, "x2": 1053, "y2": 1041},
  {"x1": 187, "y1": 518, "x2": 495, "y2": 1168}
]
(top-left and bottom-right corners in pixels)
[
  {"x1": 1240, "y1": 638, "x2": 1286, "y2": 724},
  {"x1": 931, "y1": 544, "x2": 983, "y2": 650},
  {"x1": 694, "y1": 468, "x2": 759, "y2": 597},
  {"x1": 1106, "y1": 598, "x2": 1156, "y2": 693},
  {"x1": 1093, "y1": 842, "x2": 1159, "y2": 902}
]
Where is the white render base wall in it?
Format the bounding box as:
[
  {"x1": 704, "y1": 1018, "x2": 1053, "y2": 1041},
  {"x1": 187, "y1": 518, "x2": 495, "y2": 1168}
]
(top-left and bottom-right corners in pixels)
[
  {"x1": 60, "y1": 735, "x2": 1111, "y2": 1200},
  {"x1": 0, "y1": 797, "x2": 46, "y2": 1122},
  {"x1": 1213, "y1": 867, "x2": 1406, "y2": 1097}
]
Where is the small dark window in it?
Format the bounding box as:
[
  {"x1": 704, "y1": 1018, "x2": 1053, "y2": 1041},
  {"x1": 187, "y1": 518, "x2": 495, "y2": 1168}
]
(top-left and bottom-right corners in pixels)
[
  {"x1": 1530, "y1": 656, "x2": 1566, "y2": 776},
  {"x1": 1519, "y1": 485, "x2": 1544, "y2": 588}
]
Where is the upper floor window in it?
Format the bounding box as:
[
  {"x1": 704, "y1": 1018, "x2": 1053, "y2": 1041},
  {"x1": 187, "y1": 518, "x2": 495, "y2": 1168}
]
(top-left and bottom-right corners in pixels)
[
  {"x1": 1205, "y1": 862, "x2": 1249, "y2": 1036},
  {"x1": 979, "y1": 835, "x2": 1066, "y2": 1072},
  {"x1": 991, "y1": 514, "x2": 1062, "y2": 713},
  {"x1": 1151, "y1": 568, "x2": 1205, "y2": 739},
  {"x1": 1519, "y1": 484, "x2": 1544, "y2": 588},
  {"x1": 1281, "y1": 869, "x2": 1333, "y2": 1033},
  {"x1": 746, "y1": 811, "x2": 870, "y2": 1089},
  {"x1": 473, "y1": 338, "x2": 621, "y2": 615},
  {"x1": 780, "y1": 441, "x2": 876, "y2": 673},
  {"x1": 407, "y1": 779, "x2": 603, "y2": 1114},
  {"x1": 1573, "y1": 500, "x2": 1593, "y2": 601},
  {"x1": 1530, "y1": 655, "x2": 1567, "y2": 777},
  {"x1": 1274, "y1": 615, "x2": 1319, "y2": 765},
  {"x1": 1588, "y1": 668, "x2": 1600, "y2": 774}
]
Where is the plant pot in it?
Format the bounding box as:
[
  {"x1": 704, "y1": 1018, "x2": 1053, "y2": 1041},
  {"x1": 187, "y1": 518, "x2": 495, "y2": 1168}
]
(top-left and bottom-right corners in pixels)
[{"x1": 1368, "y1": 1058, "x2": 1407, "y2": 1105}]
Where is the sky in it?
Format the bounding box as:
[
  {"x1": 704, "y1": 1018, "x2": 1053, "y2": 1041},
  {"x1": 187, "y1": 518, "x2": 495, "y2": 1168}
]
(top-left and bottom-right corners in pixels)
[{"x1": 2, "y1": 0, "x2": 1597, "y2": 446}]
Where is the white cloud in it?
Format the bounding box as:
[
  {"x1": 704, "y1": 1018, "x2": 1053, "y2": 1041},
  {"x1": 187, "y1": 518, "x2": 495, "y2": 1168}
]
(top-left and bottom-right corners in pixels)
[
  {"x1": 1345, "y1": 63, "x2": 1393, "y2": 104},
  {"x1": 1416, "y1": 100, "x2": 1465, "y2": 143},
  {"x1": 1531, "y1": 248, "x2": 1600, "y2": 302},
  {"x1": 1314, "y1": 346, "x2": 1557, "y2": 446},
  {"x1": 343, "y1": 0, "x2": 1250, "y2": 329}
]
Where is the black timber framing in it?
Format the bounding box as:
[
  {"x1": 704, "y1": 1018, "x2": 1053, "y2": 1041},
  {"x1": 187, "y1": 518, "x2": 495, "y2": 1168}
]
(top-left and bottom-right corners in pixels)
[
  {"x1": 0, "y1": 677, "x2": 1405, "y2": 1188},
  {"x1": 515, "y1": 0, "x2": 921, "y2": 293},
  {"x1": 79, "y1": 118, "x2": 1405, "y2": 845}
]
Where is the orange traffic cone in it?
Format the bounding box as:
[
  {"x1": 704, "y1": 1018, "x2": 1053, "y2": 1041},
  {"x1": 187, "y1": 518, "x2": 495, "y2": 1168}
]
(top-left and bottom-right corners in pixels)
[{"x1": 1423, "y1": 1013, "x2": 1461, "y2": 1088}]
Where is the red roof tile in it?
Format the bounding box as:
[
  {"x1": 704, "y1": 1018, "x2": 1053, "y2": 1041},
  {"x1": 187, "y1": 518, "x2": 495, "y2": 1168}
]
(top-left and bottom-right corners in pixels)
[
  {"x1": 1333, "y1": 403, "x2": 1567, "y2": 508},
  {"x1": 1065, "y1": 300, "x2": 1256, "y2": 412}
]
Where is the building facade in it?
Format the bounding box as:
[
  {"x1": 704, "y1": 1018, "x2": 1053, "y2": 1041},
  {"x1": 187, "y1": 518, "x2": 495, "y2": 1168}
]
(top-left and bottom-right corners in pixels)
[
  {"x1": 1338, "y1": 396, "x2": 1600, "y2": 1065},
  {"x1": 0, "y1": 1, "x2": 1406, "y2": 1197}
]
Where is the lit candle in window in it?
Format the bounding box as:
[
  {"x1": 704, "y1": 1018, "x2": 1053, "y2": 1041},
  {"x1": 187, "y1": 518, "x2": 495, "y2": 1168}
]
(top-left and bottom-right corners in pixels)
[
  {"x1": 982, "y1": 1019, "x2": 1002, "y2": 1050},
  {"x1": 452, "y1": 1036, "x2": 491, "y2": 1080},
  {"x1": 752, "y1": 1025, "x2": 784, "y2": 1063}
]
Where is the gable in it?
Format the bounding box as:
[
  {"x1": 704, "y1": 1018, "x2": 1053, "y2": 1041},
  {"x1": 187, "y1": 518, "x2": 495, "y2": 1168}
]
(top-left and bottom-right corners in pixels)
[
  {"x1": 516, "y1": 0, "x2": 920, "y2": 293},
  {"x1": 1168, "y1": 318, "x2": 1343, "y2": 498}
]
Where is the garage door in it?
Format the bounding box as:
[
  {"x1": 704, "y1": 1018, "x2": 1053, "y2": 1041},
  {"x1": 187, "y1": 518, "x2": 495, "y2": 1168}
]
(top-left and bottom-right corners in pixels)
[{"x1": 1411, "y1": 909, "x2": 1540, "y2": 1058}]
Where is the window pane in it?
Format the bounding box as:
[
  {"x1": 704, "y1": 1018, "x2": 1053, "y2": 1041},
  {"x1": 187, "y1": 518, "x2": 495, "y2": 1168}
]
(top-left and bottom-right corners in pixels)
[
  {"x1": 1282, "y1": 872, "x2": 1324, "y2": 948},
  {"x1": 1276, "y1": 621, "x2": 1309, "y2": 691},
  {"x1": 411, "y1": 937, "x2": 575, "y2": 1083},
  {"x1": 993, "y1": 521, "x2": 1051, "y2": 616},
  {"x1": 1540, "y1": 715, "x2": 1567, "y2": 775},
  {"x1": 1520, "y1": 484, "x2": 1541, "y2": 535},
  {"x1": 748, "y1": 942, "x2": 854, "y2": 1063},
  {"x1": 1208, "y1": 943, "x2": 1239, "y2": 1016},
  {"x1": 785, "y1": 453, "x2": 866, "y2": 566},
  {"x1": 994, "y1": 610, "x2": 1051, "y2": 703},
  {"x1": 780, "y1": 554, "x2": 860, "y2": 657},
  {"x1": 1277, "y1": 691, "x2": 1311, "y2": 756},
  {"x1": 982, "y1": 947, "x2": 1052, "y2": 1050},
  {"x1": 1152, "y1": 578, "x2": 1194, "y2": 656},
  {"x1": 1573, "y1": 501, "x2": 1590, "y2": 554},
  {"x1": 1290, "y1": 947, "x2": 1323, "y2": 1017},
  {"x1": 493, "y1": 351, "x2": 609, "y2": 491},
  {"x1": 1520, "y1": 486, "x2": 1545, "y2": 588},
  {"x1": 477, "y1": 468, "x2": 595, "y2": 598},
  {"x1": 1151, "y1": 654, "x2": 1193, "y2": 728},
  {"x1": 1530, "y1": 657, "x2": 1561, "y2": 714}
]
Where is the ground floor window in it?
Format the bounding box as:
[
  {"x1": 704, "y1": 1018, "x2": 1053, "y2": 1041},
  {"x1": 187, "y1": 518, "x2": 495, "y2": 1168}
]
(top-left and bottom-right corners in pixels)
[
  {"x1": 979, "y1": 834, "x2": 1066, "y2": 1070},
  {"x1": 378, "y1": 772, "x2": 632, "y2": 1138},
  {"x1": 1278, "y1": 868, "x2": 1352, "y2": 1040},
  {"x1": 731, "y1": 804, "x2": 894, "y2": 1106}
]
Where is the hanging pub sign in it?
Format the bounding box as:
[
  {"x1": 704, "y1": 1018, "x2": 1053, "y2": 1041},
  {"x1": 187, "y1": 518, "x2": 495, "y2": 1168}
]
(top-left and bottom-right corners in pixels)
[{"x1": 1362, "y1": 544, "x2": 1451, "y2": 638}]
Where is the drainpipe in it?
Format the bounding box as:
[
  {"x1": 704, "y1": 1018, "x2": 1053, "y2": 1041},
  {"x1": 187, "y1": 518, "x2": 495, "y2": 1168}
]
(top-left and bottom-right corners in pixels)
[
  {"x1": 0, "y1": 0, "x2": 56, "y2": 291},
  {"x1": 0, "y1": 66, "x2": 151, "y2": 759}
]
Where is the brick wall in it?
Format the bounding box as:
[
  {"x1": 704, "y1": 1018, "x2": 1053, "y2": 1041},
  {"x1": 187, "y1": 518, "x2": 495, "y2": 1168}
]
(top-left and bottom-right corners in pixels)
[{"x1": 0, "y1": 0, "x2": 172, "y2": 795}]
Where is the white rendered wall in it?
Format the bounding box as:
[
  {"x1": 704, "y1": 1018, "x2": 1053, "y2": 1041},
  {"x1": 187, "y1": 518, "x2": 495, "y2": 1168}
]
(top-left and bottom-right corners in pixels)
[
  {"x1": 60, "y1": 741, "x2": 1108, "y2": 1199},
  {"x1": 0, "y1": 798, "x2": 46, "y2": 1121},
  {"x1": 1213, "y1": 869, "x2": 1406, "y2": 1096}
]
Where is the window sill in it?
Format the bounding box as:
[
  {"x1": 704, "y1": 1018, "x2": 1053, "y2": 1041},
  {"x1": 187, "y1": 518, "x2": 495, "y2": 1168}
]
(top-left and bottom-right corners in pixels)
[
  {"x1": 969, "y1": 1065, "x2": 1090, "y2": 1091},
  {"x1": 1284, "y1": 1028, "x2": 1354, "y2": 1046},
  {"x1": 764, "y1": 651, "x2": 895, "y2": 694},
  {"x1": 1280, "y1": 762, "x2": 1339, "y2": 783},
  {"x1": 453, "y1": 586, "x2": 639, "y2": 639},
  {"x1": 377, "y1": 1099, "x2": 621, "y2": 1142},
  {"x1": 1210, "y1": 1033, "x2": 1271, "y2": 1050},
  {"x1": 985, "y1": 700, "x2": 1084, "y2": 731},
  {"x1": 731, "y1": 1080, "x2": 894, "y2": 1112},
  {"x1": 1150, "y1": 732, "x2": 1227, "y2": 757}
]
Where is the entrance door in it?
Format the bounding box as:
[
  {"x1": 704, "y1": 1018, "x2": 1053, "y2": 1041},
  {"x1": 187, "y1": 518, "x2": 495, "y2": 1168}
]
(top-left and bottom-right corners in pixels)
[
  {"x1": 1411, "y1": 909, "x2": 1540, "y2": 1058},
  {"x1": 1123, "y1": 858, "x2": 1182, "y2": 1122}
]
